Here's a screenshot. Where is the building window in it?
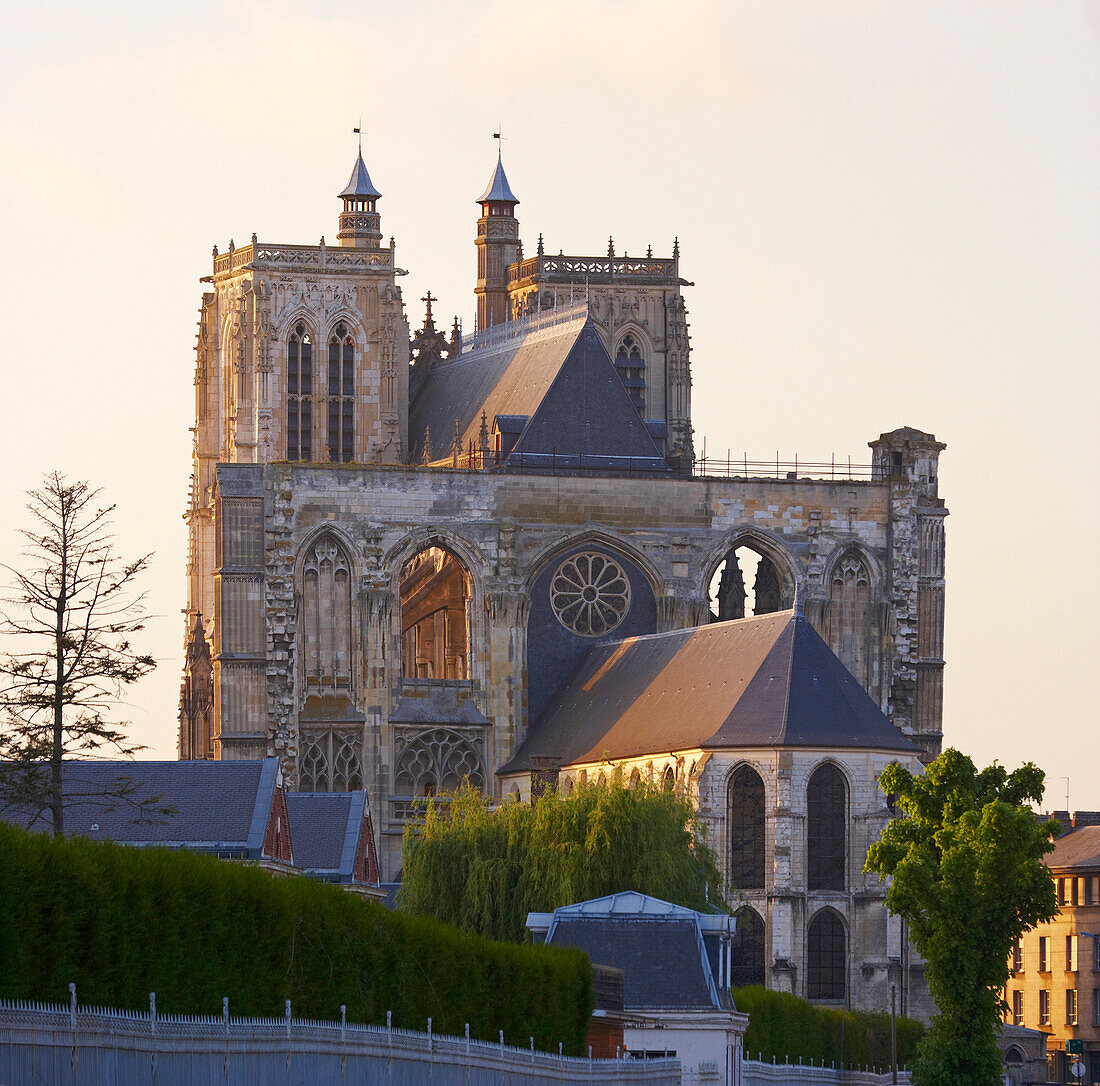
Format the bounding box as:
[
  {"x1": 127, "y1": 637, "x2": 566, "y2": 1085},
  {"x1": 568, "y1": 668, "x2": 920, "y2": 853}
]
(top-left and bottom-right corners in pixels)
[
  {"x1": 614, "y1": 333, "x2": 645, "y2": 413},
  {"x1": 1067, "y1": 988, "x2": 1077, "y2": 1025},
  {"x1": 1093, "y1": 988, "x2": 1100, "y2": 1026},
  {"x1": 1011, "y1": 989, "x2": 1023, "y2": 1026},
  {"x1": 1039, "y1": 989, "x2": 1050, "y2": 1026},
  {"x1": 1095, "y1": 934, "x2": 1100, "y2": 971},
  {"x1": 327, "y1": 322, "x2": 355, "y2": 462},
  {"x1": 299, "y1": 728, "x2": 363, "y2": 792},
  {"x1": 400, "y1": 547, "x2": 472, "y2": 681},
  {"x1": 1039, "y1": 935, "x2": 1049, "y2": 972},
  {"x1": 287, "y1": 322, "x2": 313, "y2": 460},
  {"x1": 1067, "y1": 934, "x2": 1078, "y2": 972},
  {"x1": 393, "y1": 728, "x2": 483, "y2": 797},
  {"x1": 808, "y1": 764, "x2": 846, "y2": 891},
  {"x1": 825, "y1": 552, "x2": 873, "y2": 691},
  {"x1": 1011, "y1": 940, "x2": 1023, "y2": 973},
  {"x1": 806, "y1": 910, "x2": 846, "y2": 1001},
  {"x1": 727, "y1": 765, "x2": 766, "y2": 891},
  {"x1": 730, "y1": 907, "x2": 766, "y2": 989}
]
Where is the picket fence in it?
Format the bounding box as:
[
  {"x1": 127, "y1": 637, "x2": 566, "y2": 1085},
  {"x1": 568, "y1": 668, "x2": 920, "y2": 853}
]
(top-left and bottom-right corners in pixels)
[
  {"x1": 0, "y1": 992, "x2": 679, "y2": 1086},
  {"x1": 742, "y1": 1054, "x2": 911, "y2": 1086}
]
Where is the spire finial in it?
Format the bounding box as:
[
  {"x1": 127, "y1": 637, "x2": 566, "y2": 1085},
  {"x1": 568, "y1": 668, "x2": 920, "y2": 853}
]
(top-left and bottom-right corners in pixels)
[
  {"x1": 608, "y1": 236, "x2": 615, "y2": 259},
  {"x1": 353, "y1": 120, "x2": 362, "y2": 155},
  {"x1": 537, "y1": 233, "x2": 544, "y2": 258},
  {"x1": 421, "y1": 289, "x2": 436, "y2": 327}
]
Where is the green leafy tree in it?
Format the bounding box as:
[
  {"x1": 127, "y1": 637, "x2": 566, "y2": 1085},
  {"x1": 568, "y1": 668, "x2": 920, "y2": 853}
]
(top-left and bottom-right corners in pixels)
[
  {"x1": 865, "y1": 748, "x2": 1059, "y2": 1086},
  {"x1": 0, "y1": 473, "x2": 157, "y2": 835},
  {"x1": 400, "y1": 778, "x2": 724, "y2": 942}
]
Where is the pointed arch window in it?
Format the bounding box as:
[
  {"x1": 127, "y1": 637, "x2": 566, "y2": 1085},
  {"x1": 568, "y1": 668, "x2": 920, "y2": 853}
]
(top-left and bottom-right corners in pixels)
[
  {"x1": 826, "y1": 552, "x2": 872, "y2": 690},
  {"x1": 808, "y1": 764, "x2": 847, "y2": 891},
  {"x1": 730, "y1": 907, "x2": 766, "y2": 988},
  {"x1": 287, "y1": 322, "x2": 313, "y2": 460},
  {"x1": 327, "y1": 322, "x2": 355, "y2": 462},
  {"x1": 807, "y1": 910, "x2": 846, "y2": 1001},
  {"x1": 727, "y1": 765, "x2": 766, "y2": 890},
  {"x1": 615, "y1": 333, "x2": 646, "y2": 413}
]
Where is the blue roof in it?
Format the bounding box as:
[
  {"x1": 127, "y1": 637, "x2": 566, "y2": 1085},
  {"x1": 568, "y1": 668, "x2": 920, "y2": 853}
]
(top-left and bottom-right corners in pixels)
[
  {"x1": 340, "y1": 152, "x2": 381, "y2": 199},
  {"x1": 477, "y1": 153, "x2": 518, "y2": 204}
]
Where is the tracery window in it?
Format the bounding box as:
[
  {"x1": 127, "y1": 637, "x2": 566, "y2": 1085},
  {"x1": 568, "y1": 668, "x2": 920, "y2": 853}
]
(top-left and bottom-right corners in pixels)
[
  {"x1": 400, "y1": 547, "x2": 471, "y2": 680},
  {"x1": 550, "y1": 552, "x2": 631, "y2": 637},
  {"x1": 710, "y1": 544, "x2": 785, "y2": 621},
  {"x1": 299, "y1": 728, "x2": 363, "y2": 792},
  {"x1": 286, "y1": 322, "x2": 313, "y2": 460},
  {"x1": 808, "y1": 764, "x2": 847, "y2": 891},
  {"x1": 393, "y1": 728, "x2": 483, "y2": 797},
  {"x1": 327, "y1": 322, "x2": 355, "y2": 462},
  {"x1": 727, "y1": 765, "x2": 766, "y2": 890},
  {"x1": 730, "y1": 907, "x2": 766, "y2": 989},
  {"x1": 301, "y1": 536, "x2": 352, "y2": 692},
  {"x1": 806, "y1": 910, "x2": 846, "y2": 1001},
  {"x1": 615, "y1": 333, "x2": 646, "y2": 412},
  {"x1": 826, "y1": 552, "x2": 872, "y2": 690}
]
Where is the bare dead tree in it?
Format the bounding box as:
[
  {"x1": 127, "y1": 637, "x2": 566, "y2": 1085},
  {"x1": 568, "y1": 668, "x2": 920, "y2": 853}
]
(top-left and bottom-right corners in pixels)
[{"x1": 0, "y1": 472, "x2": 157, "y2": 835}]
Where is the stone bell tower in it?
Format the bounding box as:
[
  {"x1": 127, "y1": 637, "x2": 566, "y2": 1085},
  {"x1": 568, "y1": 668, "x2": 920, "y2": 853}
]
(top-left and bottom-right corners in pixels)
[{"x1": 474, "y1": 150, "x2": 520, "y2": 330}]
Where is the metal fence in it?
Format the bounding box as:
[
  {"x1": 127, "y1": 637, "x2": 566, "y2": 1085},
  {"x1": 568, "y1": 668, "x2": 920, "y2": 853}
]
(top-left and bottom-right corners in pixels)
[
  {"x1": 742, "y1": 1055, "x2": 910, "y2": 1085},
  {"x1": 0, "y1": 993, "x2": 679, "y2": 1086},
  {"x1": 693, "y1": 454, "x2": 874, "y2": 482}
]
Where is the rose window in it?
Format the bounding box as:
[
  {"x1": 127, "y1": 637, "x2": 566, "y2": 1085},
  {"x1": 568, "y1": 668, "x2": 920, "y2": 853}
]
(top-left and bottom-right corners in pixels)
[{"x1": 550, "y1": 552, "x2": 631, "y2": 636}]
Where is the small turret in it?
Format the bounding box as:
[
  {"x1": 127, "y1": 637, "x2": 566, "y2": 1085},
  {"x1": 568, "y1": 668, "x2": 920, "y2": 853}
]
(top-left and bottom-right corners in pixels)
[
  {"x1": 337, "y1": 142, "x2": 383, "y2": 249},
  {"x1": 475, "y1": 146, "x2": 521, "y2": 331}
]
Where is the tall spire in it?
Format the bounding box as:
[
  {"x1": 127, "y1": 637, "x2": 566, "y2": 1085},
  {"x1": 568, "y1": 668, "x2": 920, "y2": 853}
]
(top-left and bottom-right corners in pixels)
[{"x1": 475, "y1": 137, "x2": 521, "y2": 330}]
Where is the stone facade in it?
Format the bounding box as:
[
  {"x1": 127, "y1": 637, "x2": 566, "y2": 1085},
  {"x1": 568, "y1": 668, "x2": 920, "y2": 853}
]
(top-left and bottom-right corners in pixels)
[{"x1": 179, "y1": 148, "x2": 949, "y2": 1017}]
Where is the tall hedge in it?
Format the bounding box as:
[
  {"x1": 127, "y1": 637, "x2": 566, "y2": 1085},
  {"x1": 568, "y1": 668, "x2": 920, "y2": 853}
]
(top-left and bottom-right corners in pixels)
[
  {"x1": 733, "y1": 986, "x2": 924, "y2": 1070},
  {"x1": 0, "y1": 823, "x2": 592, "y2": 1053},
  {"x1": 401, "y1": 779, "x2": 724, "y2": 942}
]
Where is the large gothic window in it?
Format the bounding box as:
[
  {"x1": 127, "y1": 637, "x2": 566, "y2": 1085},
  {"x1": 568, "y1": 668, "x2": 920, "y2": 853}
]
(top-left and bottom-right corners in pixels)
[
  {"x1": 727, "y1": 765, "x2": 766, "y2": 890},
  {"x1": 806, "y1": 910, "x2": 846, "y2": 1001},
  {"x1": 394, "y1": 728, "x2": 483, "y2": 796},
  {"x1": 826, "y1": 552, "x2": 872, "y2": 690},
  {"x1": 808, "y1": 764, "x2": 847, "y2": 891},
  {"x1": 299, "y1": 728, "x2": 363, "y2": 792},
  {"x1": 286, "y1": 322, "x2": 313, "y2": 460},
  {"x1": 614, "y1": 333, "x2": 646, "y2": 413},
  {"x1": 710, "y1": 543, "x2": 786, "y2": 622},
  {"x1": 301, "y1": 536, "x2": 353, "y2": 695},
  {"x1": 400, "y1": 547, "x2": 471, "y2": 681},
  {"x1": 730, "y1": 907, "x2": 766, "y2": 989},
  {"x1": 327, "y1": 322, "x2": 355, "y2": 462}
]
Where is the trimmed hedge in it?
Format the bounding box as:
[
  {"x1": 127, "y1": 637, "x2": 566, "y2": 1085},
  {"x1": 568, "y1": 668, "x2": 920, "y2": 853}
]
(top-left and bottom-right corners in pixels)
[
  {"x1": 0, "y1": 823, "x2": 592, "y2": 1053},
  {"x1": 732, "y1": 986, "x2": 924, "y2": 1070}
]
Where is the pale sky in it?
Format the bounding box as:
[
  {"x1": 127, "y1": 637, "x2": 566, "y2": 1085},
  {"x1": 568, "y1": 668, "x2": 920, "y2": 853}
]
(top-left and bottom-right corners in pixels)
[{"x1": 2, "y1": 1, "x2": 1097, "y2": 808}]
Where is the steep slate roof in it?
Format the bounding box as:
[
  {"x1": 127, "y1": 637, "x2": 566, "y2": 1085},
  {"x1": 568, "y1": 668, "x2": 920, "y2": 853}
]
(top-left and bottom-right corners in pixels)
[
  {"x1": 1047, "y1": 826, "x2": 1100, "y2": 870},
  {"x1": 0, "y1": 759, "x2": 280, "y2": 855},
  {"x1": 503, "y1": 611, "x2": 916, "y2": 773},
  {"x1": 477, "y1": 153, "x2": 519, "y2": 203},
  {"x1": 340, "y1": 152, "x2": 381, "y2": 199},
  {"x1": 550, "y1": 919, "x2": 718, "y2": 1010},
  {"x1": 409, "y1": 315, "x2": 666, "y2": 470},
  {"x1": 284, "y1": 792, "x2": 378, "y2": 883}
]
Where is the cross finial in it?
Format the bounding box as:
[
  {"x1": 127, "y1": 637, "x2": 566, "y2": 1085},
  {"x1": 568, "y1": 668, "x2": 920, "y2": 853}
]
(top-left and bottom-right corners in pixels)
[{"x1": 421, "y1": 290, "x2": 436, "y2": 324}]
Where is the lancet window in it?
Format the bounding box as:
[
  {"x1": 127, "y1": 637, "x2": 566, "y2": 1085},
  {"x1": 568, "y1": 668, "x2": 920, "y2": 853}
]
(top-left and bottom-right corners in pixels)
[
  {"x1": 808, "y1": 764, "x2": 847, "y2": 891},
  {"x1": 327, "y1": 322, "x2": 355, "y2": 462},
  {"x1": 727, "y1": 765, "x2": 766, "y2": 890},
  {"x1": 806, "y1": 910, "x2": 846, "y2": 1001},
  {"x1": 826, "y1": 553, "x2": 872, "y2": 690},
  {"x1": 730, "y1": 908, "x2": 766, "y2": 988},
  {"x1": 400, "y1": 547, "x2": 471, "y2": 681},
  {"x1": 393, "y1": 728, "x2": 483, "y2": 796},
  {"x1": 710, "y1": 544, "x2": 785, "y2": 621},
  {"x1": 298, "y1": 728, "x2": 363, "y2": 792},
  {"x1": 301, "y1": 536, "x2": 353, "y2": 694},
  {"x1": 286, "y1": 322, "x2": 313, "y2": 460},
  {"x1": 615, "y1": 333, "x2": 646, "y2": 413}
]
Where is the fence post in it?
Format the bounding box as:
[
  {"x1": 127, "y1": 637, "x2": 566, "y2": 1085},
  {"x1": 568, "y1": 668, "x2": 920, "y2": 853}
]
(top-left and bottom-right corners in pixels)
[
  {"x1": 149, "y1": 992, "x2": 157, "y2": 1086},
  {"x1": 530, "y1": 1036, "x2": 535, "y2": 1065},
  {"x1": 69, "y1": 982, "x2": 77, "y2": 1086},
  {"x1": 340, "y1": 1004, "x2": 347, "y2": 1084},
  {"x1": 223, "y1": 997, "x2": 229, "y2": 1085},
  {"x1": 500, "y1": 1030, "x2": 504, "y2": 1057},
  {"x1": 285, "y1": 999, "x2": 292, "y2": 1084},
  {"x1": 428, "y1": 1017, "x2": 432, "y2": 1054}
]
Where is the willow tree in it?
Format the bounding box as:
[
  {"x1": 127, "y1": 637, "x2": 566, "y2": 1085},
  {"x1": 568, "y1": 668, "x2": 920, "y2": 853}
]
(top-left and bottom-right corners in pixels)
[
  {"x1": 400, "y1": 778, "x2": 724, "y2": 942},
  {"x1": 865, "y1": 749, "x2": 1059, "y2": 1086},
  {"x1": 0, "y1": 473, "x2": 156, "y2": 835}
]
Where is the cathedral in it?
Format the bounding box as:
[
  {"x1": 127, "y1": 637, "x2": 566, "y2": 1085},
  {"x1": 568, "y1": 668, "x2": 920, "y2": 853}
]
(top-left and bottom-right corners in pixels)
[{"x1": 179, "y1": 143, "x2": 947, "y2": 1019}]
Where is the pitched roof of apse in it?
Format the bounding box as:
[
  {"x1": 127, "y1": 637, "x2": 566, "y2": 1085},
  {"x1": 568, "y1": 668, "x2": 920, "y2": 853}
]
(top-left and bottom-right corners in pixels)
[
  {"x1": 502, "y1": 611, "x2": 917, "y2": 773},
  {"x1": 1046, "y1": 826, "x2": 1100, "y2": 870},
  {"x1": 0, "y1": 759, "x2": 280, "y2": 855},
  {"x1": 284, "y1": 791, "x2": 375, "y2": 882},
  {"x1": 408, "y1": 315, "x2": 666, "y2": 470}
]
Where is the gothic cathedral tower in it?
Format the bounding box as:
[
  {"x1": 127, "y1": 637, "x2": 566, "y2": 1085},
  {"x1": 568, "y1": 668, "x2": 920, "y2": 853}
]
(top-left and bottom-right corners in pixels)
[{"x1": 474, "y1": 153, "x2": 520, "y2": 330}]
